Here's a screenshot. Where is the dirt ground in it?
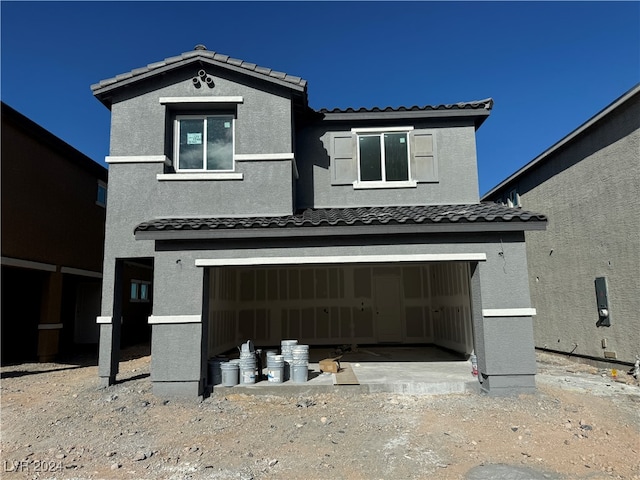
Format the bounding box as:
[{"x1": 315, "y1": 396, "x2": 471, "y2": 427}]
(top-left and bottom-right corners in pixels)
[{"x1": 1, "y1": 349, "x2": 638, "y2": 480}]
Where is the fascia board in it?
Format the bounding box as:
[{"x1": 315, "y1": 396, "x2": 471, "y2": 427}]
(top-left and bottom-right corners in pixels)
[
  {"x1": 134, "y1": 220, "x2": 547, "y2": 241},
  {"x1": 320, "y1": 109, "x2": 491, "y2": 122}
]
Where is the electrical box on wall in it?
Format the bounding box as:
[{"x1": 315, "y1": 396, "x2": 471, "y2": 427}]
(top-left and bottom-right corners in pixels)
[{"x1": 595, "y1": 277, "x2": 611, "y2": 327}]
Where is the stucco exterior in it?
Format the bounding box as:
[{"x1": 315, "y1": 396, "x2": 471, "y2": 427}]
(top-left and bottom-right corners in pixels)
[
  {"x1": 92, "y1": 46, "x2": 545, "y2": 397},
  {"x1": 1, "y1": 102, "x2": 107, "y2": 362},
  {"x1": 483, "y1": 85, "x2": 640, "y2": 365}
]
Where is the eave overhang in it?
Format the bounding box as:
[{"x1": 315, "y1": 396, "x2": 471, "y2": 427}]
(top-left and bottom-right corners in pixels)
[
  {"x1": 134, "y1": 203, "x2": 547, "y2": 242},
  {"x1": 135, "y1": 220, "x2": 546, "y2": 242}
]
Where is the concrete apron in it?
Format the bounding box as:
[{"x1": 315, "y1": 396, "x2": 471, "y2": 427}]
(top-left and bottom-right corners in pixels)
[{"x1": 211, "y1": 346, "x2": 480, "y2": 396}]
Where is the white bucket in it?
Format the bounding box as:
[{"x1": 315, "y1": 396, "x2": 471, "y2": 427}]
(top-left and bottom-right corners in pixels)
[
  {"x1": 267, "y1": 354, "x2": 284, "y2": 383},
  {"x1": 220, "y1": 362, "x2": 239, "y2": 387},
  {"x1": 291, "y1": 364, "x2": 308, "y2": 383}
]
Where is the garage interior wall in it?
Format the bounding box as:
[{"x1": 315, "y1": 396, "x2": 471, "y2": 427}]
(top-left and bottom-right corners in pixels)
[{"x1": 207, "y1": 262, "x2": 473, "y2": 357}]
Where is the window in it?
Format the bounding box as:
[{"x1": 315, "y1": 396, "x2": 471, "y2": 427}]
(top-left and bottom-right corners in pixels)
[
  {"x1": 358, "y1": 132, "x2": 410, "y2": 182},
  {"x1": 175, "y1": 115, "x2": 234, "y2": 171},
  {"x1": 130, "y1": 280, "x2": 151, "y2": 302},
  {"x1": 96, "y1": 180, "x2": 107, "y2": 207}
]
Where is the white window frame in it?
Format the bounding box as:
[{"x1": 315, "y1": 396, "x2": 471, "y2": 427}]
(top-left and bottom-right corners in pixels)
[
  {"x1": 351, "y1": 127, "x2": 415, "y2": 188},
  {"x1": 174, "y1": 114, "x2": 235, "y2": 172}
]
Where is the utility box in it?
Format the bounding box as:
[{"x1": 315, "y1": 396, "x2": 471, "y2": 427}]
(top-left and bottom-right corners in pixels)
[{"x1": 595, "y1": 277, "x2": 611, "y2": 327}]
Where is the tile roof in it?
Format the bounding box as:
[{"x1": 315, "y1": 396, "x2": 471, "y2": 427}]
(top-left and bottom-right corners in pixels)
[
  {"x1": 91, "y1": 45, "x2": 307, "y2": 93},
  {"x1": 135, "y1": 203, "x2": 546, "y2": 234},
  {"x1": 318, "y1": 98, "x2": 494, "y2": 114}
]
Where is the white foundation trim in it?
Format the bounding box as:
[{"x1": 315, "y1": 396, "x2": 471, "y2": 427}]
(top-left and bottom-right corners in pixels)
[
  {"x1": 157, "y1": 173, "x2": 243, "y2": 181},
  {"x1": 60, "y1": 267, "x2": 103, "y2": 278},
  {"x1": 96, "y1": 316, "x2": 112, "y2": 324},
  {"x1": 482, "y1": 308, "x2": 537, "y2": 317},
  {"x1": 196, "y1": 253, "x2": 487, "y2": 267},
  {"x1": 148, "y1": 315, "x2": 202, "y2": 324},
  {"x1": 1, "y1": 256, "x2": 57, "y2": 272},
  {"x1": 159, "y1": 96, "x2": 243, "y2": 104},
  {"x1": 38, "y1": 323, "x2": 63, "y2": 330},
  {"x1": 106, "y1": 155, "x2": 171, "y2": 165},
  {"x1": 235, "y1": 153, "x2": 295, "y2": 161}
]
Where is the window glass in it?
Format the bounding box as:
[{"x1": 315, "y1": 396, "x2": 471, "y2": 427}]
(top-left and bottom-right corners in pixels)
[
  {"x1": 359, "y1": 136, "x2": 382, "y2": 181},
  {"x1": 130, "y1": 282, "x2": 138, "y2": 300},
  {"x1": 97, "y1": 182, "x2": 107, "y2": 207},
  {"x1": 140, "y1": 283, "x2": 148, "y2": 301},
  {"x1": 178, "y1": 118, "x2": 205, "y2": 169},
  {"x1": 206, "y1": 117, "x2": 233, "y2": 170},
  {"x1": 384, "y1": 133, "x2": 409, "y2": 181}
]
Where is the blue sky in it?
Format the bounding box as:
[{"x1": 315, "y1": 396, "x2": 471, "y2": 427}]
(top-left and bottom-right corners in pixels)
[{"x1": 1, "y1": 1, "x2": 638, "y2": 195}]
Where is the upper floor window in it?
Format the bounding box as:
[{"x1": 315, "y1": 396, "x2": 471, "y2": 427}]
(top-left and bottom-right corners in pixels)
[
  {"x1": 175, "y1": 115, "x2": 234, "y2": 171},
  {"x1": 96, "y1": 180, "x2": 107, "y2": 207},
  {"x1": 358, "y1": 132, "x2": 409, "y2": 182}
]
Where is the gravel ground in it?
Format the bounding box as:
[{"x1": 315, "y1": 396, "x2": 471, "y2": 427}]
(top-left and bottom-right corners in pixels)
[{"x1": 1, "y1": 349, "x2": 639, "y2": 480}]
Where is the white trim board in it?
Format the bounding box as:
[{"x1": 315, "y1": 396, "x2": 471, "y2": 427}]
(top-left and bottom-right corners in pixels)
[
  {"x1": 157, "y1": 173, "x2": 243, "y2": 181},
  {"x1": 196, "y1": 253, "x2": 487, "y2": 268},
  {"x1": 159, "y1": 96, "x2": 243, "y2": 104},
  {"x1": 235, "y1": 153, "x2": 294, "y2": 161},
  {"x1": 1, "y1": 256, "x2": 57, "y2": 272},
  {"x1": 96, "y1": 316, "x2": 112, "y2": 324},
  {"x1": 483, "y1": 308, "x2": 537, "y2": 317},
  {"x1": 148, "y1": 315, "x2": 202, "y2": 324},
  {"x1": 351, "y1": 126, "x2": 414, "y2": 133},
  {"x1": 106, "y1": 155, "x2": 171, "y2": 165}
]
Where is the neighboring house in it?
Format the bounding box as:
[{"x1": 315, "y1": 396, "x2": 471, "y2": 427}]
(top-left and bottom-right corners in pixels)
[
  {"x1": 483, "y1": 85, "x2": 640, "y2": 366},
  {"x1": 1, "y1": 102, "x2": 107, "y2": 363},
  {"x1": 91, "y1": 45, "x2": 547, "y2": 398}
]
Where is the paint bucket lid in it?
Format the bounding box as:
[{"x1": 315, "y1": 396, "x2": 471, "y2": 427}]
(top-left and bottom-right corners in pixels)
[{"x1": 220, "y1": 362, "x2": 238, "y2": 370}]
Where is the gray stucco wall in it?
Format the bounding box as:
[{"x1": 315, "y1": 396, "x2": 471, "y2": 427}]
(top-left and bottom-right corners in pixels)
[
  {"x1": 149, "y1": 230, "x2": 535, "y2": 395},
  {"x1": 295, "y1": 121, "x2": 480, "y2": 208},
  {"x1": 519, "y1": 95, "x2": 640, "y2": 364},
  {"x1": 109, "y1": 67, "x2": 293, "y2": 157}
]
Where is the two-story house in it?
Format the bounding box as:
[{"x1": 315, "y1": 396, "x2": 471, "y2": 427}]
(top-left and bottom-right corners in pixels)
[{"x1": 92, "y1": 46, "x2": 546, "y2": 398}]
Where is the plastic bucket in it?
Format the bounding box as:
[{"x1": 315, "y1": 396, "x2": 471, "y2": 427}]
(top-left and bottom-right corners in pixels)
[
  {"x1": 207, "y1": 357, "x2": 228, "y2": 386},
  {"x1": 291, "y1": 364, "x2": 308, "y2": 383},
  {"x1": 220, "y1": 362, "x2": 239, "y2": 387},
  {"x1": 239, "y1": 357, "x2": 257, "y2": 385},
  {"x1": 267, "y1": 354, "x2": 284, "y2": 383}
]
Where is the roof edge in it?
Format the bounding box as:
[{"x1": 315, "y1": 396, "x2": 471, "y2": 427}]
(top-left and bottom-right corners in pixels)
[
  {"x1": 482, "y1": 83, "x2": 640, "y2": 200},
  {"x1": 91, "y1": 47, "x2": 308, "y2": 106},
  {"x1": 1, "y1": 101, "x2": 107, "y2": 180}
]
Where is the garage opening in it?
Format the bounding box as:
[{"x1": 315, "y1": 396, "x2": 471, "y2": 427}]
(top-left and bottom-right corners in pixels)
[{"x1": 206, "y1": 262, "x2": 474, "y2": 362}]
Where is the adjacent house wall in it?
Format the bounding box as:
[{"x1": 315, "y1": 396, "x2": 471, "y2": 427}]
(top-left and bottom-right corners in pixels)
[
  {"x1": 1, "y1": 103, "x2": 107, "y2": 362},
  {"x1": 518, "y1": 95, "x2": 640, "y2": 364}
]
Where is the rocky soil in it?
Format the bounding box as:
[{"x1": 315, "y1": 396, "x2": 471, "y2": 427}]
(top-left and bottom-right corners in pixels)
[{"x1": 1, "y1": 349, "x2": 638, "y2": 480}]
